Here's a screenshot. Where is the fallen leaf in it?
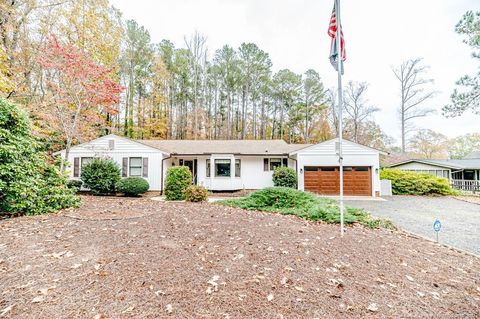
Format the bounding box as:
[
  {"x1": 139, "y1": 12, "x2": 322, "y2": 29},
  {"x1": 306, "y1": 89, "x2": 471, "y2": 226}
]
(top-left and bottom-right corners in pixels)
[
  {"x1": 367, "y1": 303, "x2": 379, "y2": 312},
  {"x1": 267, "y1": 293, "x2": 274, "y2": 301},
  {"x1": 405, "y1": 275, "x2": 415, "y2": 282},
  {"x1": 294, "y1": 286, "x2": 305, "y2": 292},
  {"x1": 31, "y1": 296, "x2": 44, "y2": 303},
  {"x1": 165, "y1": 304, "x2": 173, "y2": 314},
  {"x1": 155, "y1": 290, "x2": 166, "y2": 296},
  {"x1": 39, "y1": 286, "x2": 55, "y2": 295}
]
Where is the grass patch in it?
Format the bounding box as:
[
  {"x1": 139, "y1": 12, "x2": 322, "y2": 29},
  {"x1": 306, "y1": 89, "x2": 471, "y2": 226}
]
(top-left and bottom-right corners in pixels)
[{"x1": 217, "y1": 187, "x2": 394, "y2": 229}]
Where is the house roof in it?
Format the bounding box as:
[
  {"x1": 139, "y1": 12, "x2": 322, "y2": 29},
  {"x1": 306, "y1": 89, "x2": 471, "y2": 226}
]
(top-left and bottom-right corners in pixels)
[
  {"x1": 390, "y1": 159, "x2": 480, "y2": 170},
  {"x1": 136, "y1": 139, "x2": 308, "y2": 155},
  {"x1": 288, "y1": 138, "x2": 389, "y2": 155}
]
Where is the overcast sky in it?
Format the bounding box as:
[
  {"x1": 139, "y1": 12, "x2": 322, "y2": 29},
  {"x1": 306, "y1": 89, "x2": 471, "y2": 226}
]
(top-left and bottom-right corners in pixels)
[{"x1": 110, "y1": 0, "x2": 479, "y2": 144}]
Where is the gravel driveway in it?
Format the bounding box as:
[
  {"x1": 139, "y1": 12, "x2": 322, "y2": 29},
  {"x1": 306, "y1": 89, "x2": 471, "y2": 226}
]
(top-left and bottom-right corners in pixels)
[{"x1": 345, "y1": 196, "x2": 480, "y2": 255}]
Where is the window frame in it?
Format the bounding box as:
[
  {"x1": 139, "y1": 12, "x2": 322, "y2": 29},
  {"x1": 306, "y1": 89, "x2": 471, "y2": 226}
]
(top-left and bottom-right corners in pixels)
[
  {"x1": 206, "y1": 159, "x2": 211, "y2": 177},
  {"x1": 129, "y1": 157, "x2": 143, "y2": 177},
  {"x1": 235, "y1": 159, "x2": 241, "y2": 177},
  {"x1": 214, "y1": 159, "x2": 231, "y2": 177},
  {"x1": 269, "y1": 158, "x2": 282, "y2": 171}
]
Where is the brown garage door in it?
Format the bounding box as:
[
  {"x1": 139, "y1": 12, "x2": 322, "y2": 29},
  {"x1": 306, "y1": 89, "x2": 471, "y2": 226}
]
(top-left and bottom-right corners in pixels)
[{"x1": 304, "y1": 166, "x2": 372, "y2": 196}]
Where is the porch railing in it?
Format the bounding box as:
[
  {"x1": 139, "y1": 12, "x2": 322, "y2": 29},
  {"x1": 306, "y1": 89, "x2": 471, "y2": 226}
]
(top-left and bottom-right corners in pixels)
[{"x1": 451, "y1": 179, "x2": 480, "y2": 192}]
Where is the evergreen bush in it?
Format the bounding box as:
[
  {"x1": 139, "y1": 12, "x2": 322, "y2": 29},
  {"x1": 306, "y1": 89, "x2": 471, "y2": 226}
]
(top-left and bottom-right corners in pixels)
[
  {"x1": 217, "y1": 187, "x2": 394, "y2": 229},
  {"x1": 380, "y1": 168, "x2": 456, "y2": 196},
  {"x1": 164, "y1": 166, "x2": 192, "y2": 200},
  {"x1": 66, "y1": 179, "x2": 83, "y2": 192},
  {"x1": 185, "y1": 185, "x2": 208, "y2": 202},
  {"x1": 0, "y1": 98, "x2": 78, "y2": 215},
  {"x1": 80, "y1": 158, "x2": 121, "y2": 195},
  {"x1": 272, "y1": 166, "x2": 297, "y2": 188},
  {"x1": 117, "y1": 177, "x2": 149, "y2": 196}
]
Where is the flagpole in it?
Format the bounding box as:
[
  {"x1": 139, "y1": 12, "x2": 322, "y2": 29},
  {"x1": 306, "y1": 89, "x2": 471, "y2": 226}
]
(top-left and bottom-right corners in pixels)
[{"x1": 335, "y1": 0, "x2": 345, "y2": 237}]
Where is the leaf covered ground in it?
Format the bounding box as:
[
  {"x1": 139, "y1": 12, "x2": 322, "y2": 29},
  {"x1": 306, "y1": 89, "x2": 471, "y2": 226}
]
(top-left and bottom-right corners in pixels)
[{"x1": 0, "y1": 196, "x2": 479, "y2": 318}]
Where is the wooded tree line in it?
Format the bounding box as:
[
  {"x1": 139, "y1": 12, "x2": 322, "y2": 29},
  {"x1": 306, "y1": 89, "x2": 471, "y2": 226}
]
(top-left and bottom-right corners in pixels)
[{"x1": 1, "y1": 1, "x2": 478, "y2": 159}]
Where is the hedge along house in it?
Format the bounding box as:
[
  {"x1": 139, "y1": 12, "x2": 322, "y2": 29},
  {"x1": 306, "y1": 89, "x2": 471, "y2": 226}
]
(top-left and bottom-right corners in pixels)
[
  {"x1": 389, "y1": 155, "x2": 480, "y2": 191},
  {"x1": 57, "y1": 134, "x2": 385, "y2": 196}
]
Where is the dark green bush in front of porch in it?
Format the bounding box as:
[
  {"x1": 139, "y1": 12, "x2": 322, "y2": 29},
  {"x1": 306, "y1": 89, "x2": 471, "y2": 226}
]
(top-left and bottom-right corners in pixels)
[
  {"x1": 164, "y1": 166, "x2": 192, "y2": 200},
  {"x1": 272, "y1": 166, "x2": 297, "y2": 188},
  {"x1": 117, "y1": 176, "x2": 150, "y2": 196}
]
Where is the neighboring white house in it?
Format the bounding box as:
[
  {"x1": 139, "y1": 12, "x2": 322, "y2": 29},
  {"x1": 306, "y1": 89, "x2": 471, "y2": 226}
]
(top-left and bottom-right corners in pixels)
[
  {"x1": 389, "y1": 158, "x2": 480, "y2": 181},
  {"x1": 57, "y1": 134, "x2": 385, "y2": 196}
]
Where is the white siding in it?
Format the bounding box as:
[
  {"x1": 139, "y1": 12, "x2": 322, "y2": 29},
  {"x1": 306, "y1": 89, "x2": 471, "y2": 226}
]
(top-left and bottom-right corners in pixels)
[
  {"x1": 393, "y1": 162, "x2": 450, "y2": 170},
  {"x1": 392, "y1": 162, "x2": 452, "y2": 179},
  {"x1": 164, "y1": 155, "x2": 294, "y2": 191},
  {"x1": 59, "y1": 135, "x2": 167, "y2": 191},
  {"x1": 294, "y1": 139, "x2": 381, "y2": 196}
]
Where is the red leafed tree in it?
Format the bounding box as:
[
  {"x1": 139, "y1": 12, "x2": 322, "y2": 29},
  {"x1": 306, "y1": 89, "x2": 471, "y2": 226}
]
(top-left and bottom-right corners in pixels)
[{"x1": 38, "y1": 35, "x2": 124, "y2": 172}]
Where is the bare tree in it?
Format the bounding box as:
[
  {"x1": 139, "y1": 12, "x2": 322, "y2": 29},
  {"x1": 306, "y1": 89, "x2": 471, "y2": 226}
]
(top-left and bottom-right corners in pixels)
[
  {"x1": 185, "y1": 31, "x2": 207, "y2": 140},
  {"x1": 392, "y1": 58, "x2": 436, "y2": 152},
  {"x1": 343, "y1": 81, "x2": 379, "y2": 142},
  {"x1": 410, "y1": 129, "x2": 448, "y2": 159}
]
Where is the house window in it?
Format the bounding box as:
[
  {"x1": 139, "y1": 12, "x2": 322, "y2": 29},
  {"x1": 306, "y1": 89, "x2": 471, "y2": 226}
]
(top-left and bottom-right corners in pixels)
[
  {"x1": 129, "y1": 157, "x2": 143, "y2": 176},
  {"x1": 269, "y1": 158, "x2": 282, "y2": 171},
  {"x1": 206, "y1": 159, "x2": 211, "y2": 177},
  {"x1": 235, "y1": 159, "x2": 241, "y2": 177},
  {"x1": 215, "y1": 159, "x2": 231, "y2": 177}
]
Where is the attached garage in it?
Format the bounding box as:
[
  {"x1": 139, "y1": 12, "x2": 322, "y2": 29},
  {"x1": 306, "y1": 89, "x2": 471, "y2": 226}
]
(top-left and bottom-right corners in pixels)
[
  {"x1": 290, "y1": 139, "x2": 385, "y2": 197},
  {"x1": 304, "y1": 166, "x2": 372, "y2": 196}
]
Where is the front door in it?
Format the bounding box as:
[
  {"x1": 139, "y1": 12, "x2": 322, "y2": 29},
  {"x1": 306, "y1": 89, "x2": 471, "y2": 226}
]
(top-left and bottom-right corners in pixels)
[{"x1": 181, "y1": 159, "x2": 197, "y2": 184}]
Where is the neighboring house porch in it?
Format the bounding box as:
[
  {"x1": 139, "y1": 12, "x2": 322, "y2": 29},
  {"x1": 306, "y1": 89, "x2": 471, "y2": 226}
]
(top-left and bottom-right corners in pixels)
[{"x1": 389, "y1": 158, "x2": 480, "y2": 192}]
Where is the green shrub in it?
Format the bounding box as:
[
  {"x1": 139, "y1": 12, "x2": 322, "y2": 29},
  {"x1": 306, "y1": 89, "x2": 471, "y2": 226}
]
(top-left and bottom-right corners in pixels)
[
  {"x1": 185, "y1": 185, "x2": 208, "y2": 202},
  {"x1": 217, "y1": 187, "x2": 394, "y2": 229},
  {"x1": 380, "y1": 168, "x2": 456, "y2": 196},
  {"x1": 0, "y1": 98, "x2": 79, "y2": 216},
  {"x1": 80, "y1": 158, "x2": 121, "y2": 195},
  {"x1": 116, "y1": 177, "x2": 149, "y2": 196},
  {"x1": 66, "y1": 179, "x2": 83, "y2": 192},
  {"x1": 272, "y1": 166, "x2": 297, "y2": 188},
  {"x1": 164, "y1": 166, "x2": 192, "y2": 200}
]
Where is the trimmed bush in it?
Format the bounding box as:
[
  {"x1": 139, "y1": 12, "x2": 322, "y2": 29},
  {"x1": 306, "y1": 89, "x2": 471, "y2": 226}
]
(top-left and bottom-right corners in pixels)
[
  {"x1": 164, "y1": 166, "x2": 192, "y2": 200},
  {"x1": 66, "y1": 179, "x2": 83, "y2": 192},
  {"x1": 80, "y1": 158, "x2": 121, "y2": 195},
  {"x1": 272, "y1": 166, "x2": 297, "y2": 188},
  {"x1": 185, "y1": 185, "x2": 208, "y2": 202},
  {"x1": 217, "y1": 187, "x2": 394, "y2": 229},
  {"x1": 380, "y1": 168, "x2": 456, "y2": 196},
  {"x1": 117, "y1": 177, "x2": 149, "y2": 196},
  {"x1": 0, "y1": 98, "x2": 79, "y2": 216}
]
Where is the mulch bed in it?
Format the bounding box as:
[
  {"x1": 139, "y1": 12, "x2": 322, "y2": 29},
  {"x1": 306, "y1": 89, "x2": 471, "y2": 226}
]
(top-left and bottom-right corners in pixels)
[{"x1": 0, "y1": 195, "x2": 479, "y2": 318}]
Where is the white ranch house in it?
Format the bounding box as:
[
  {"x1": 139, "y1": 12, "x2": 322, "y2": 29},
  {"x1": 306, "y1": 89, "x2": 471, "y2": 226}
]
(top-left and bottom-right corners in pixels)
[{"x1": 57, "y1": 134, "x2": 385, "y2": 197}]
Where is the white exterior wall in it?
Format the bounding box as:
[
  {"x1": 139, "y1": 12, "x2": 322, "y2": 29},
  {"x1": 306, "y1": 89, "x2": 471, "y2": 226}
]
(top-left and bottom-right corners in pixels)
[
  {"x1": 59, "y1": 135, "x2": 167, "y2": 191},
  {"x1": 164, "y1": 155, "x2": 294, "y2": 191},
  {"x1": 294, "y1": 139, "x2": 381, "y2": 196}
]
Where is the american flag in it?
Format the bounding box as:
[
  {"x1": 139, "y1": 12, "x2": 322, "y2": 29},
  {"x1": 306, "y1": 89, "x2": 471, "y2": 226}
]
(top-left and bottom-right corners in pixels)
[{"x1": 328, "y1": 2, "x2": 346, "y2": 73}]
